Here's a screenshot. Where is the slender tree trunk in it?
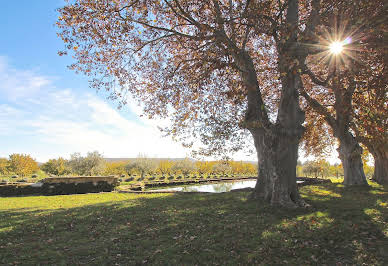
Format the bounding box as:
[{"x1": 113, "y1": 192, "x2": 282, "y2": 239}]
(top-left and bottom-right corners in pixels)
[
  {"x1": 371, "y1": 146, "x2": 388, "y2": 184},
  {"x1": 337, "y1": 132, "x2": 368, "y2": 186}
]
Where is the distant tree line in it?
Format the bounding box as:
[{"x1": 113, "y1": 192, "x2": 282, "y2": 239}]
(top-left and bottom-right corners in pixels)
[
  {"x1": 0, "y1": 152, "x2": 258, "y2": 178},
  {"x1": 1, "y1": 152, "x2": 374, "y2": 180},
  {"x1": 297, "y1": 159, "x2": 374, "y2": 180}
]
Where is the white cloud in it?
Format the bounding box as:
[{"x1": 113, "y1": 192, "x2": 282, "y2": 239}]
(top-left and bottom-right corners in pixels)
[
  {"x1": 25, "y1": 93, "x2": 190, "y2": 161},
  {"x1": 0, "y1": 57, "x2": 190, "y2": 162},
  {"x1": 0, "y1": 104, "x2": 24, "y2": 135},
  {"x1": 0, "y1": 56, "x2": 53, "y2": 101}
]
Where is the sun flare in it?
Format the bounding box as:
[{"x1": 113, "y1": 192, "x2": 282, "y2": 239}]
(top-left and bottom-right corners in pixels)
[{"x1": 329, "y1": 41, "x2": 344, "y2": 55}]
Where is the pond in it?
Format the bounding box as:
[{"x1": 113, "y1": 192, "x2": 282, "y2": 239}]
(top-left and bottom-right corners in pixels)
[{"x1": 151, "y1": 179, "x2": 305, "y2": 193}]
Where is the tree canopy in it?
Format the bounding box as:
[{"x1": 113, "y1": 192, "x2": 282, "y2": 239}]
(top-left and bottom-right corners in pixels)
[{"x1": 57, "y1": 0, "x2": 303, "y2": 156}]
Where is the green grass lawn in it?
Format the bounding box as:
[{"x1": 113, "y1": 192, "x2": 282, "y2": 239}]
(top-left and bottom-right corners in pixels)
[{"x1": 0, "y1": 181, "x2": 387, "y2": 265}]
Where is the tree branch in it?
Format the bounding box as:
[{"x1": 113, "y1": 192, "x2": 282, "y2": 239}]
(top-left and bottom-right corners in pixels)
[{"x1": 300, "y1": 87, "x2": 337, "y2": 130}]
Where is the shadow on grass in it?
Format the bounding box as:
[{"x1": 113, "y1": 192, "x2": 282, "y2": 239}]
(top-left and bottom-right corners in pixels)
[
  {"x1": 0, "y1": 183, "x2": 387, "y2": 265},
  {"x1": 296, "y1": 182, "x2": 388, "y2": 264}
]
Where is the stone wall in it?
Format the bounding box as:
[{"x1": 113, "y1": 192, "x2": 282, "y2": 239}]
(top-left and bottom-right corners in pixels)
[{"x1": 0, "y1": 176, "x2": 119, "y2": 196}]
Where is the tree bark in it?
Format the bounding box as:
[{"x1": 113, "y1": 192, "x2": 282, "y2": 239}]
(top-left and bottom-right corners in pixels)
[
  {"x1": 234, "y1": 49, "x2": 306, "y2": 207},
  {"x1": 370, "y1": 146, "x2": 388, "y2": 184},
  {"x1": 337, "y1": 132, "x2": 368, "y2": 186},
  {"x1": 250, "y1": 127, "x2": 306, "y2": 207}
]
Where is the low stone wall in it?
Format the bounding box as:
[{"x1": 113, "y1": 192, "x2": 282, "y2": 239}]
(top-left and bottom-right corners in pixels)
[
  {"x1": 0, "y1": 176, "x2": 119, "y2": 197},
  {"x1": 0, "y1": 183, "x2": 42, "y2": 197}
]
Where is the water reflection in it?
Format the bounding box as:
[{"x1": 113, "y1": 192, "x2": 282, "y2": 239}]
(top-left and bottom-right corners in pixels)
[
  {"x1": 155, "y1": 180, "x2": 257, "y2": 193},
  {"x1": 152, "y1": 179, "x2": 304, "y2": 193}
]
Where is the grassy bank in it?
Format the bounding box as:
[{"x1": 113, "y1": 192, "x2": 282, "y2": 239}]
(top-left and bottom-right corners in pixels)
[{"x1": 0, "y1": 181, "x2": 387, "y2": 265}]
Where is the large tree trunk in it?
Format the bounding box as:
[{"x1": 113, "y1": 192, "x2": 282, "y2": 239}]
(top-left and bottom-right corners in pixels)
[
  {"x1": 370, "y1": 146, "x2": 388, "y2": 184},
  {"x1": 337, "y1": 132, "x2": 368, "y2": 186},
  {"x1": 250, "y1": 127, "x2": 306, "y2": 207}
]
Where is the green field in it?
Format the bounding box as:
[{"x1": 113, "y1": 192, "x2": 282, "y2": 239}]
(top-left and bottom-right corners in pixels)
[{"x1": 0, "y1": 181, "x2": 387, "y2": 265}]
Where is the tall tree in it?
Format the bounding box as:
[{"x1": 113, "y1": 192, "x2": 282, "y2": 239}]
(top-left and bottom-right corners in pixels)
[
  {"x1": 57, "y1": 0, "x2": 329, "y2": 207},
  {"x1": 298, "y1": 0, "x2": 386, "y2": 186},
  {"x1": 350, "y1": 2, "x2": 388, "y2": 184}
]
